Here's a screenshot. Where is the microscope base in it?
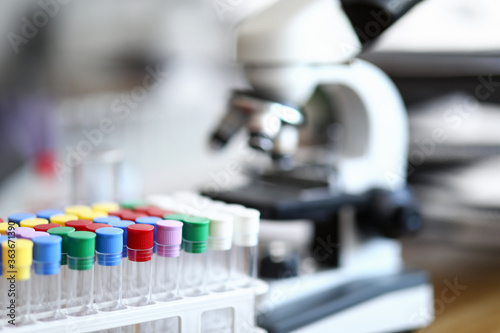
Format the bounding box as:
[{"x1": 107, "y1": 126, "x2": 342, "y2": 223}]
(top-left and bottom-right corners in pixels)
[{"x1": 257, "y1": 269, "x2": 433, "y2": 333}]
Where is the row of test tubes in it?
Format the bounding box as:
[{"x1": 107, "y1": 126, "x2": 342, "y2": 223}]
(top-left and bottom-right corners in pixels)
[{"x1": 0, "y1": 197, "x2": 261, "y2": 331}]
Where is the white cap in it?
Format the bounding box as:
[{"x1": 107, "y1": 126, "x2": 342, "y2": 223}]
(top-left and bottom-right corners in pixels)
[
  {"x1": 232, "y1": 208, "x2": 260, "y2": 247},
  {"x1": 206, "y1": 211, "x2": 233, "y2": 251}
]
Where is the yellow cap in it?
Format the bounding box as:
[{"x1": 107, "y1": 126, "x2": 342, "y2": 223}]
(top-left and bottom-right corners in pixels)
[
  {"x1": 79, "y1": 210, "x2": 108, "y2": 221},
  {"x1": 92, "y1": 202, "x2": 119, "y2": 213},
  {"x1": 64, "y1": 205, "x2": 92, "y2": 219},
  {"x1": 0, "y1": 223, "x2": 17, "y2": 236},
  {"x1": 20, "y1": 218, "x2": 48, "y2": 228},
  {"x1": 50, "y1": 214, "x2": 78, "y2": 227},
  {"x1": 2, "y1": 239, "x2": 33, "y2": 280}
]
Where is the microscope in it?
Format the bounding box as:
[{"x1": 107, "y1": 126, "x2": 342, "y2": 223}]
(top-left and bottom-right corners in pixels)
[{"x1": 206, "y1": 0, "x2": 434, "y2": 332}]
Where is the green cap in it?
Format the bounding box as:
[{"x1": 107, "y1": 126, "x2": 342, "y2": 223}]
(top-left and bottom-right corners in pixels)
[
  {"x1": 67, "y1": 231, "x2": 95, "y2": 270},
  {"x1": 120, "y1": 200, "x2": 146, "y2": 210},
  {"x1": 48, "y1": 226, "x2": 75, "y2": 265},
  {"x1": 182, "y1": 217, "x2": 209, "y2": 254},
  {"x1": 164, "y1": 214, "x2": 188, "y2": 221}
]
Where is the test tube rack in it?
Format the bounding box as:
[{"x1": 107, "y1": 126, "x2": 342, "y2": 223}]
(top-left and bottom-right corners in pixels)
[{"x1": 3, "y1": 280, "x2": 268, "y2": 332}]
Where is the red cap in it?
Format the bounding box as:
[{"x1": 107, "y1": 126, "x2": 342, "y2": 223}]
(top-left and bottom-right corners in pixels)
[
  {"x1": 85, "y1": 223, "x2": 112, "y2": 233},
  {"x1": 65, "y1": 219, "x2": 92, "y2": 231},
  {"x1": 108, "y1": 209, "x2": 132, "y2": 219},
  {"x1": 147, "y1": 207, "x2": 174, "y2": 218},
  {"x1": 133, "y1": 206, "x2": 155, "y2": 214},
  {"x1": 120, "y1": 210, "x2": 147, "y2": 221},
  {"x1": 34, "y1": 223, "x2": 61, "y2": 232},
  {"x1": 0, "y1": 218, "x2": 3, "y2": 222},
  {"x1": 127, "y1": 224, "x2": 154, "y2": 250}
]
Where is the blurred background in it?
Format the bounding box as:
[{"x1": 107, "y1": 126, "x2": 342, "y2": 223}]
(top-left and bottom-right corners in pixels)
[{"x1": 1, "y1": 0, "x2": 500, "y2": 331}]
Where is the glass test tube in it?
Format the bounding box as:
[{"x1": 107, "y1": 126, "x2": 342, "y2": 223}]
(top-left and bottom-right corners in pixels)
[
  {"x1": 230, "y1": 208, "x2": 260, "y2": 288},
  {"x1": 94, "y1": 227, "x2": 124, "y2": 311},
  {"x1": 47, "y1": 226, "x2": 76, "y2": 308},
  {"x1": 66, "y1": 231, "x2": 96, "y2": 316},
  {"x1": 108, "y1": 220, "x2": 134, "y2": 294},
  {"x1": 153, "y1": 220, "x2": 182, "y2": 302},
  {"x1": 0, "y1": 235, "x2": 9, "y2": 328},
  {"x1": 206, "y1": 212, "x2": 233, "y2": 292},
  {"x1": 2, "y1": 239, "x2": 34, "y2": 326},
  {"x1": 125, "y1": 224, "x2": 154, "y2": 306},
  {"x1": 179, "y1": 216, "x2": 209, "y2": 297},
  {"x1": 32, "y1": 235, "x2": 65, "y2": 321}
]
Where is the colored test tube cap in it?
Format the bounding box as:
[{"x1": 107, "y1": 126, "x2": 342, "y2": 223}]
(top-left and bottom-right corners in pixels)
[
  {"x1": 92, "y1": 202, "x2": 120, "y2": 213},
  {"x1": 1, "y1": 239, "x2": 33, "y2": 280},
  {"x1": 8, "y1": 212, "x2": 36, "y2": 225},
  {"x1": 36, "y1": 209, "x2": 64, "y2": 220},
  {"x1": 93, "y1": 216, "x2": 120, "y2": 224},
  {"x1": 20, "y1": 218, "x2": 49, "y2": 228},
  {"x1": 65, "y1": 219, "x2": 92, "y2": 232},
  {"x1": 156, "y1": 220, "x2": 183, "y2": 257},
  {"x1": 50, "y1": 214, "x2": 79, "y2": 227},
  {"x1": 78, "y1": 210, "x2": 108, "y2": 222},
  {"x1": 25, "y1": 231, "x2": 50, "y2": 240},
  {"x1": 85, "y1": 223, "x2": 112, "y2": 233},
  {"x1": 95, "y1": 228, "x2": 123, "y2": 266},
  {"x1": 67, "y1": 231, "x2": 96, "y2": 270},
  {"x1": 127, "y1": 224, "x2": 154, "y2": 262},
  {"x1": 182, "y1": 216, "x2": 209, "y2": 253},
  {"x1": 48, "y1": 227, "x2": 75, "y2": 265},
  {"x1": 34, "y1": 223, "x2": 61, "y2": 232},
  {"x1": 0, "y1": 222, "x2": 17, "y2": 236},
  {"x1": 33, "y1": 235, "x2": 62, "y2": 275}
]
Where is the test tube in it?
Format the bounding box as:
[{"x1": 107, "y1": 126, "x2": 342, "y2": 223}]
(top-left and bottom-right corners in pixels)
[
  {"x1": 231, "y1": 208, "x2": 260, "y2": 288},
  {"x1": 20, "y1": 218, "x2": 48, "y2": 229},
  {"x1": 0, "y1": 235, "x2": 9, "y2": 328},
  {"x1": 125, "y1": 224, "x2": 154, "y2": 306},
  {"x1": 65, "y1": 219, "x2": 93, "y2": 232},
  {"x1": 36, "y1": 209, "x2": 64, "y2": 221},
  {"x1": 66, "y1": 231, "x2": 97, "y2": 316},
  {"x1": 50, "y1": 214, "x2": 79, "y2": 227},
  {"x1": 206, "y1": 212, "x2": 233, "y2": 292},
  {"x1": 108, "y1": 220, "x2": 134, "y2": 289},
  {"x1": 0, "y1": 222, "x2": 17, "y2": 236},
  {"x1": 8, "y1": 213, "x2": 36, "y2": 226},
  {"x1": 94, "y1": 228, "x2": 125, "y2": 311},
  {"x1": 32, "y1": 235, "x2": 65, "y2": 321},
  {"x1": 2, "y1": 239, "x2": 34, "y2": 326},
  {"x1": 179, "y1": 216, "x2": 209, "y2": 297},
  {"x1": 94, "y1": 216, "x2": 120, "y2": 224},
  {"x1": 153, "y1": 220, "x2": 183, "y2": 302},
  {"x1": 47, "y1": 227, "x2": 75, "y2": 308}
]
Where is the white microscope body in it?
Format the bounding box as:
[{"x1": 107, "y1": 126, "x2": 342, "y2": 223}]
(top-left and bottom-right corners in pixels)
[{"x1": 238, "y1": 0, "x2": 408, "y2": 194}]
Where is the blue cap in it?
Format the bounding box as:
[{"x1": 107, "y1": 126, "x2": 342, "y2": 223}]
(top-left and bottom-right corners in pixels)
[
  {"x1": 33, "y1": 235, "x2": 62, "y2": 275},
  {"x1": 136, "y1": 217, "x2": 161, "y2": 253},
  {"x1": 95, "y1": 228, "x2": 123, "y2": 266},
  {"x1": 108, "y1": 220, "x2": 134, "y2": 258},
  {"x1": 93, "y1": 216, "x2": 120, "y2": 224},
  {"x1": 8, "y1": 212, "x2": 36, "y2": 225},
  {"x1": 37, "y1": 209, "x2": 64, "y2": 220},
  {"x1": 0, "y1": 235, "x2": 9, "y2": 276}
]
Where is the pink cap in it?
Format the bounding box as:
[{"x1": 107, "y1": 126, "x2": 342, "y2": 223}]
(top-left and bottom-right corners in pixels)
[
  {"x1": 15, "y1": 227, "x2": 34, "y2": 239},
  {"x1": 24, "y1": 231, "x2": 50, "y2": 240},
  {"x1": 156, "y1": 220, "x2": 183, "y2": 257}
]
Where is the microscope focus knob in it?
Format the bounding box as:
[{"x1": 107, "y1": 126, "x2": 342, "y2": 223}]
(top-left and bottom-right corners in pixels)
[{"x1": 362, "y1": 187, "x2": 422, "y2": 238}]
